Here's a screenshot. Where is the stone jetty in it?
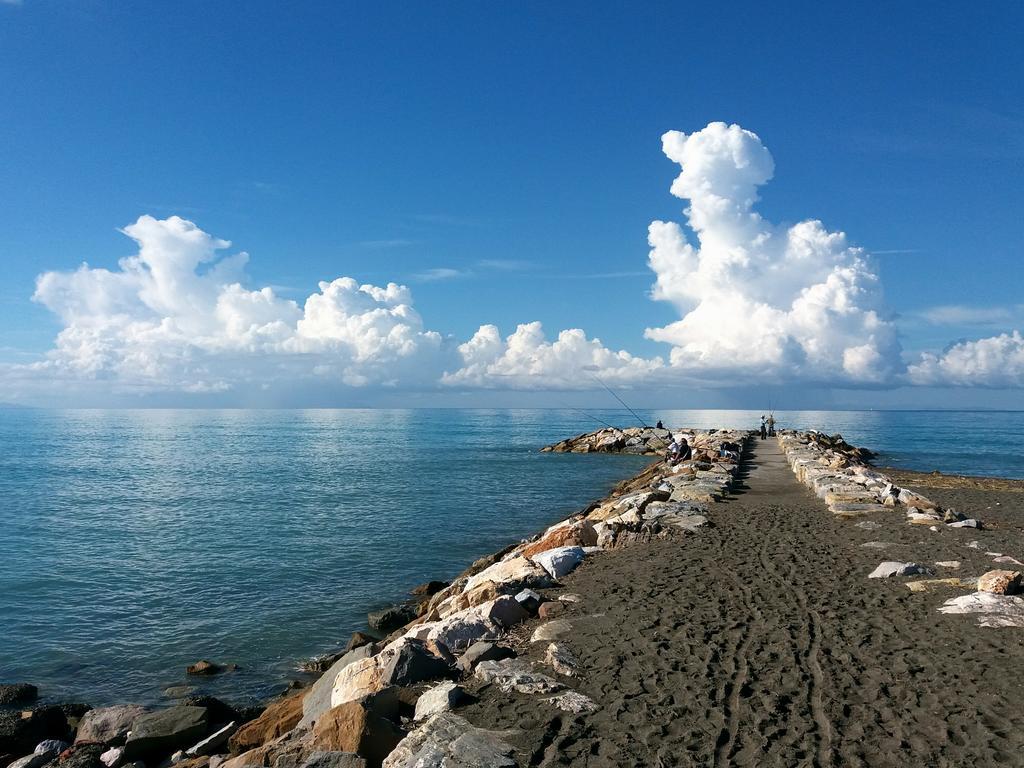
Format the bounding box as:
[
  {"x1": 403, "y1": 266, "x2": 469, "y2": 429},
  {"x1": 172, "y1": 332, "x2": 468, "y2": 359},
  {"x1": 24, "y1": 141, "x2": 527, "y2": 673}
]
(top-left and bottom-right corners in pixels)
[{"x1": 5, "y1": 425, "x2": 1023, "y2": 766}]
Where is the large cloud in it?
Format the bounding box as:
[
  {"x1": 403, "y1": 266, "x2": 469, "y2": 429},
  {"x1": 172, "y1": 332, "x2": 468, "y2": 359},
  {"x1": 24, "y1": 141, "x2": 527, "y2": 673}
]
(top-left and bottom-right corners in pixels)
[
  {"x1": 908, "y1": 331, "x2": 1024, "y2": 387},
  {"x1": 646, "y1": 122, "x2": 902, "y2": 384}
]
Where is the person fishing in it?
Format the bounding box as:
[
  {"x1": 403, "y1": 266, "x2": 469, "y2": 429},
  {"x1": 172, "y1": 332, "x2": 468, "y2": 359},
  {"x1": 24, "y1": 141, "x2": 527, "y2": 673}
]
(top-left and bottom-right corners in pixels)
[
  {"x1": 656, "y1": 420, "x2": 664, "y2": 430},
  {"x1": 767, "y1": 413, "x2": 776, "y2": 436},
  {"x1": 760, "y1": 416, "x2": 767, "y2": 440}
]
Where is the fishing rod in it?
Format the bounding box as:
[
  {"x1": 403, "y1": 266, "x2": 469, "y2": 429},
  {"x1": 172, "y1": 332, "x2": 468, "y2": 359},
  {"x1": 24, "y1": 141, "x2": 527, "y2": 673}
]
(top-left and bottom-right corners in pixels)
[
  {"x1": 557, "y1": 401, "x2": 624, "y2": 434},
  {"x1": 583, "y1": 367, "x2": 650, "y2": 429}
]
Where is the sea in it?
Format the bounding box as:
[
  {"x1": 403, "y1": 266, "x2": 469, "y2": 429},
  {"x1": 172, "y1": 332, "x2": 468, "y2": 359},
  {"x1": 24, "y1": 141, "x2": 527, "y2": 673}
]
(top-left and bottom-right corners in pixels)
[{"x1": 1, "y1": 408, "x2": 1021, "y2": 706}]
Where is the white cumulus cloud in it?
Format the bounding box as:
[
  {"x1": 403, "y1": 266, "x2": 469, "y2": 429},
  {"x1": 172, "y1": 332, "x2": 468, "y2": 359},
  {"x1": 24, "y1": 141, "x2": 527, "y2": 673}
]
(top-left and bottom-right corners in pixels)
[
  {"x1": 645, "y1": 122, "x2": 902, "y2": 384},
  {"x1": 908, "y1": 331, "x2": 1024, "y2": 387}
]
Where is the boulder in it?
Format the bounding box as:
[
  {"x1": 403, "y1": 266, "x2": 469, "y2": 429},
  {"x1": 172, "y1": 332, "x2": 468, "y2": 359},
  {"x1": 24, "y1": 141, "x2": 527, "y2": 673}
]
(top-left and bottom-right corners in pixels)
[
  {"x1": 424, "y1": 611, "x2": 495, "y2": 656},
  {"x1": 939, "y1": 592, "x2": 1024, "y2": 627},
  {"x1": 410, "y1": 581, "x2": 448, "y2": 598},
  {"x1": 181, "y1": 697, "x2": 246, "y2": 727},
  {"x1": 345, "y1": 633, "x2": 377, "y2": 653},
  {"x1": 455, "y1": 642, "x2": 514, "y2": 673},
  {"x1": 379, "y1": 638, "x2": 448, "y2": 688},
  {"x1": 868, "y1": 562, "x2": 930, "y2": 579},
  {"x1": 0, "y1": 685, "x2": 37, "y2": 706},
  {"x1": 413, "y1": 683, "x2": 464, "y2": 721},
  {"x1": 978, "y1": 570, "x2": 1022, "y2": 595},
  {"x1": 50, "y1": 743, "x2": 106, "y2": 768},
  {"x1": 185, "y1": 722, "x2": 237, "y2": 757},
  {"x1": 543, "y1": 691, "x2": 598, "y2": 714},
  {"x1": 309, "y1": 700, "x2": 403, "y2": 768},
  {"x1": 76, "y1": 706, "x2": 149, "y2": 746},
  {"x1": 298, "y1": 752, "x2": 366, "y2": 768},
  {"x1": 530, "y1": 619, "x2": 573, "y2": 643},
  {"x1": 543, "y1": 643, "x2": 578, "y2": 678},
  {"x1": 228, "y1": 692, "x2": 304, "y2": 754},
  {"x1": 474, "y1": 659, "x2": 562, "y2": 695},
  {"x1": 475, "y1": 596, "x2": 529, "y2": 629},
  {"x1": 520, "y1": 520, "x2": 598, "y2": 558},
  {"x1": 381, "y1": 713, "x2": 516, "y2": 768},
  {"x1": 8, "y1": 749, "x2": 58, "y2": 768},
  {"x1": 99, "y1": 747, "x2": 123, "y2": 768},
  {"x1": 221, "y1": 728, "x2": 311, "y2": 768},
  {"x1": 531, "y1": 547, "x2": 585, "y2": 580},
  {"x1": 123, "y1": 706, "x2": 209, "y2": 760},
  {"x1": 330, "y1": 658, "x2": 384, "y2": 710},
  {"x1": 513, "y1": 589, "x2": 541, "y2": 614},
  {"x1": 367, "y1": 606, "x2": 418, "y2": 635},
  {"x1": 537, "y1": 602, "x2": 565, "y2": 620},
  {"x1": 463, "y1": 557, "x2": 551, "y2": 593},
  {"x1": 301, "y1": 646, "x2": 378, "y2": 728}
]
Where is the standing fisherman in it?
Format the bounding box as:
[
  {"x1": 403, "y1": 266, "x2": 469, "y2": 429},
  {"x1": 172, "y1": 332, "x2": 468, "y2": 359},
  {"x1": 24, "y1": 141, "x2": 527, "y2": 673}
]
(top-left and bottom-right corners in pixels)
[{"x1": 760, "y1": 415, "x2": 767, "y2": 440}]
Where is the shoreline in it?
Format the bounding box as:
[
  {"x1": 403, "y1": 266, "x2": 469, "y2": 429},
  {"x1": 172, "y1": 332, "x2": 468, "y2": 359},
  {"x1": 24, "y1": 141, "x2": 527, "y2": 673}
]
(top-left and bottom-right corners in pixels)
[{"x1": 4, "y1": 425, "x2": 1023, "y2": 767}]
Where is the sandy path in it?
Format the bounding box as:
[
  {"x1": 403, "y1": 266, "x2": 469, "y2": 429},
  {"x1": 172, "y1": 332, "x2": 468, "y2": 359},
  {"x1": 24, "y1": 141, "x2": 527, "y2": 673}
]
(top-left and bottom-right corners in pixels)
[{"x1": 464, "y1": 439, "x2": 1024, "y2": 767}]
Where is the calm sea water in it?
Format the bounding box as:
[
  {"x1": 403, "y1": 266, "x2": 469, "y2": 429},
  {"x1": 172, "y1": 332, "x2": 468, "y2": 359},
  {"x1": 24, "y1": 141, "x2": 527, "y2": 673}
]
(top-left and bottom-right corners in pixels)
[{"x1": 0, "y1": 408, "x2": 1021, "y2": 706}]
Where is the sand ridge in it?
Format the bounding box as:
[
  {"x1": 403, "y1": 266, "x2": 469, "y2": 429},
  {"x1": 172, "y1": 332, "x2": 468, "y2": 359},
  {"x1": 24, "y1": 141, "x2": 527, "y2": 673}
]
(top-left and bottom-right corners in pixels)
[{"x1": 462, "y1": 438, "x2": 1024, "y2": 767}]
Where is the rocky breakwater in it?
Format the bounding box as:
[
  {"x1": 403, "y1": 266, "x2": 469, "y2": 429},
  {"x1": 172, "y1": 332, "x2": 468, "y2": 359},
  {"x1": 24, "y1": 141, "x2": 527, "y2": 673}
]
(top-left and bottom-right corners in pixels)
[
  {"x1": 777, "y1": 429, "x2": 1024, "y2": 628},
  {"x1": 2, "y1": 426, "x2": 747, "y2": 768},
  {"x1": 541, "y1": 426, "x2": 671, "y2": 455}
]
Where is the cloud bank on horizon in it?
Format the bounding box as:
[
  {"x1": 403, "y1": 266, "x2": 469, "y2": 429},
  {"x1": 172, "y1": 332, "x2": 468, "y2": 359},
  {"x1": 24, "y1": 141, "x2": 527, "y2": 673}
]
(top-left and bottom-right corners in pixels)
[{"x1": 10, "y1": 122, "x2": 1023, "y2": 400}]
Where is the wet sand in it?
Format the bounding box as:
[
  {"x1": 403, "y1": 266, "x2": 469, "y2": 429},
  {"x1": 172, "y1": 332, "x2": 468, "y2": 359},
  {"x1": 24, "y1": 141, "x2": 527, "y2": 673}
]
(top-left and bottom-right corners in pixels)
[{"x1": 462, "y1": 439, "x2": 1024, "y2": 767}]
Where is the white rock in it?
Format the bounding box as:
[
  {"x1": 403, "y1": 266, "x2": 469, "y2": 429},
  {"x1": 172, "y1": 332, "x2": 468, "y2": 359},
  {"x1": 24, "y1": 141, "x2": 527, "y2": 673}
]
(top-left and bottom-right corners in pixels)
[
  {"x1": 939, "y1": 591, "x2": 1024, "y2": 627},
  {"x1": 948, "y1": 519, "x2": 982, "y2": 529},
  {"x1": 869, "y1": 561, "x2": 930, "y2": 578},
  {"x1": 544, "y1": 643, "x2": 578, "y2": 677},
  {"x1": 544, "y1": 690, "x2": 598, "y2": 714},
  {"x1": 185, "y1": 721, "x2": 237, "y2": 757},
  {"x1": 935, "y1": 561, "x2": 961, "y2": 569},
  {"x1": 994, "y1": 555, "x2": 1024, "y2": 566},
  {"x1": 855, "y1": 521, "x2": 883, "y2": 530},
  {"x1": 425, "y1": 609, "x2": 496, "y2": 655},
  {"x1": 330, "y1": 655, "x2": 383, "y2": 707},
  {"x1": 531, "y1": 546, "x2": 585, "y2": 579},
  {"x1": 100, "y1": 748, "x2": 124, "y2": 768},
  {"x1": 382, "y1": 712, "x2": 517, "y2": 768},
  {"x1": 413, "y1": 682, "x2": 464, "y2": 721},
  {"x1": 474, "y1": 659, "x2": 562, "y2": 694},
  {"x1": 464, "y1": 556, "x2": 551, "y2": 592}
]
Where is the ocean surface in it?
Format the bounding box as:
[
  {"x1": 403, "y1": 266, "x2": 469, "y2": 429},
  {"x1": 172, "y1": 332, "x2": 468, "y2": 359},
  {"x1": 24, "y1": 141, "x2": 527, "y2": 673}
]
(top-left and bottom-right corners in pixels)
[{"x1": 1, "y1": 408, "x2": 1021, "y2": 707}]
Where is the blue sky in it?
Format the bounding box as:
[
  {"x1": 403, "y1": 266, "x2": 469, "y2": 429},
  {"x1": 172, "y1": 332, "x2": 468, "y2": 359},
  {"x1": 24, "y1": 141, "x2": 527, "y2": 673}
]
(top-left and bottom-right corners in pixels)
[{"x1": 0, "y1": 1, "x2": 1022, "y2": 407}]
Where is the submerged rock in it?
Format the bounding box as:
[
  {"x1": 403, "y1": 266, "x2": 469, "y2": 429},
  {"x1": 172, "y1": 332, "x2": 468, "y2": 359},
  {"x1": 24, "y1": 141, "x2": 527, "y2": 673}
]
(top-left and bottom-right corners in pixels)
[{"x1": 0, "y1": 684, "x2": 38, "y2": 706}]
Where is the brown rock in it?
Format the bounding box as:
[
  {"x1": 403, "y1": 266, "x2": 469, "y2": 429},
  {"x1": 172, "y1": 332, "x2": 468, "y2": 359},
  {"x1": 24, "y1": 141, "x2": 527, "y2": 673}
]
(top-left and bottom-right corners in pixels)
[
  {"x1": 409, "y1": 580, "x2": 448, "y2": 597},
  {"x1": 977, "y1": 569, "x2": 1022, "y2": 595},
  {"x1": 228, "y1": 691, "x2": 305, "y2": 755},
  {"x1": 345, "y1": 633, "x2": 377, "y2": 653},
  {"x1": 187, "y1": 661, "x2": 223, "y2": 676},
  {"x1": 521, "y1": 521, "x2": 597, "y2": 559},
  {"x1": 310, "y1": 699, "x2": 403, "y2": 768},
  {"x1": 537, "y1": 601, "x2": 565, "y2": 620}
]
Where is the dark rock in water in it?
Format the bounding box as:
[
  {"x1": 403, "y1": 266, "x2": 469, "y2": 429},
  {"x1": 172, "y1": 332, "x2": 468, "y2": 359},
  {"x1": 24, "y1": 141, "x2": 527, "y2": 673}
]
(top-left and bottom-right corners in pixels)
[
  {"x1": 56, "y1": 706, "x2": 90, "y2": 733},
  {"x1": 345, "y1": 633, "x2": 377, "y2": 653},
  {"x1": 123, "y1": 706, "x2": 209, "y2": 760},
  {"x1": 75, "y1": 706, "x2": 148, "y2": 746},
  {"x1": 1, "y1": 706, "x2": 71, "y2": 756},
  {"x1": 456, "y1": 642, "x2": 515, "y2": 673},
  {"x1": 380, "y1": 640, "x2": 448, "y2": 688},
  {"x1": 180, "y1": 697, "x2": 241, "y2": 728},
  {"x1": 298, "y1": 653, "x2": 344, "y2": 675},
  {"x1": 186, "y1": 661, "x2": 223, "y2": 677},
  {"x1": 163, "y1": 686, "x2": 198, "y2": 700},
  {"x1": 366, "y1": 606, "x2": 417, "y2": 635},
  {"x1": 409, "y1": 581, "x2": 449, "y2": 598},
  {"x1": 0, "y1": 684, "x2": 38, "y2": 706}
]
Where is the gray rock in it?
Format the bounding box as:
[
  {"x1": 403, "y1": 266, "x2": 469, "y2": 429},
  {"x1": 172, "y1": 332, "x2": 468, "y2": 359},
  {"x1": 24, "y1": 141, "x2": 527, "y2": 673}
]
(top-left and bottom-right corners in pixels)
[
  {"x1": 8, "y1": 752, "x2": 54, "y2": 768},
  {"x1": 868, "y1": 561, "x2": 931, "y2": 579},
  {"x1": 379, "y1": 638, "x2": 448, "y2": 688},
  {"x1": 381, "y1": 712, "x2": 517, "y2": 768},
  {"x1": 513, "y1": 589, "x2": 541, "y2": 613},
  {"x1": 123, "y1": 706, "x2": 209, "y2": 759},
  {"x1": 76, "y1": 706, "x2": 150, "y2": 746},
  {"x1": 185, "y1": 721, "x2": 237, "y2": 756},
  {"x1": 474, "y1": 659, "x2": 562, "y2": 694},
  {"x1": 532, "y1": 546, "x2": 585, "y2": 579},
  {"x1": 35, "y1": 740, "x2": 69, "y2": 755},
  {"x1": 455, "y1": 641, "x2": 515, "y2": 673},
  {"x1": 854, "y1": 521, "x2": 883, "y2": 530},
  {"x1": 0, "y1": 684, "x2": 38, "y2": 706},
  {"x1": 298, "y1": 752, "x2": 367, "y2": 768},
  {"x1": 544, "y1": 643, "x2": 578, "y2": 677},
  {"x1": 413, "y1": 682, "x2": 465, "y2": 721},
  {"x1": 479, "y1": 596, "x2": 529, "y2": 629},
  {"x1": 300, "y1": 644, "x2": 377, "y2": 728}
]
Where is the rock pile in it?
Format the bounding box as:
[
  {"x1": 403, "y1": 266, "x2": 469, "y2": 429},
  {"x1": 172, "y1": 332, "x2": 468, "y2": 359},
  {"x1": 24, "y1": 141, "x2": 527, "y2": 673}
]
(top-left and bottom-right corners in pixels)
[{"x1": 541, "y1": 426, "x2": 671, "y2": 455}]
